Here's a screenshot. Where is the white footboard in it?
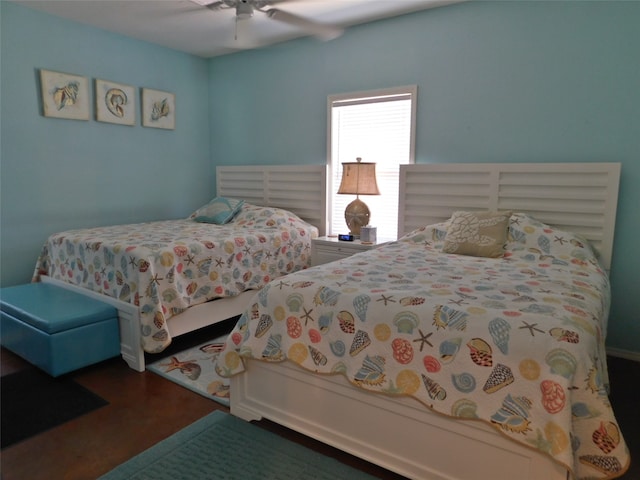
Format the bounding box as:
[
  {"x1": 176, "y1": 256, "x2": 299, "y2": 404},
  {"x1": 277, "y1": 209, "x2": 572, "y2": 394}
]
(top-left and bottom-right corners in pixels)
[{"x1": 230, "y1": 360, "x2": 569, "y2": 480}]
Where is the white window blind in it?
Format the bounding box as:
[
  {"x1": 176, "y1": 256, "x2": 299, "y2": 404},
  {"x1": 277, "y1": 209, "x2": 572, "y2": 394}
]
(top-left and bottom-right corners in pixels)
[{"x1": 328, "y1": 86, "x2": 416, "y2": 239}]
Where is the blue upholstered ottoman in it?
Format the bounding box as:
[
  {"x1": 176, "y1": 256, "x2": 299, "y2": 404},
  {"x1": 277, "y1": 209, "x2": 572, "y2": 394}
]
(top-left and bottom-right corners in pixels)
[{"x1": 0, "y1": 283, "x2": 120, "y2": 377}]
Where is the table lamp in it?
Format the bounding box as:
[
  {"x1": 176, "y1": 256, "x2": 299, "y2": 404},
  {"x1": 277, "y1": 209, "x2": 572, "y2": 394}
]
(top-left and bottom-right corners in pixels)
[{"x1": 337, "y1": 157, "x2": 380, "y2": 237}]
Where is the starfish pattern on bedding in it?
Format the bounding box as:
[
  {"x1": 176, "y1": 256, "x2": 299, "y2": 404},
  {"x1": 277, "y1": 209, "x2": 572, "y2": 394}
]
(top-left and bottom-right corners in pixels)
[
  {"x1": 301, "y1": 307, "x2": 314, "y2": 326},
  {"x1": 519, "y1": 321, "x2": 545, "y2": 336},
  {"x1": 377, "y1": 294, "x2": 396, "y2": 305},
  {"x1": 413, "y1": 329, "x2": 434, "y2": 351}
]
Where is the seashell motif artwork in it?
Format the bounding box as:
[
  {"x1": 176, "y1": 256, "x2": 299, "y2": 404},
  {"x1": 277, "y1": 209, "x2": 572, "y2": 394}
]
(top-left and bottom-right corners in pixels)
[
  {"x1": 330, "y1": 340, "x2": 346, "y2": 357},
  {"x1": 308, "y1": 345, "x2": 328, "y2": 366},
  {"x1": 354, "y1": 355, "x2": 386, "y2": 386},
  {"x1": 544, "y1": 421, "x2": 570, "y2": 456},
  {"x1": 592, "y1": 421, "x2": 621, "y2": 454},
  {"x1": 350, "y1": 330, "x2": 372, "y2": 356},
  {"x1": 483, "y1": 363, "x2": 514, "y2": 393},
  {"x1": 421, "y1": 374, "x2": 447, "y2": 401},
  {"x1": 250, "y1": 302, "x2": 260, "y2": 320},
  {"x1": 393, "y1": 311, "x2": 419, "y2": 334},
  {"x1": 400, "y1": 296, "x2": 425, "y2": 306},
  {"x1": 586, "y1": 366, "x2": 605, "y2": 395},
  {"x1": 439, "y1": 337, "x2": 462, "y2": 363},
  {"x1": 549, "y1": 327, "x2": 580, "y2": 344},
  {"x1": 467, "y1": 338, "x2": 493, "y2": 367},
  {"x1": 578, "y1": 455, "x2": 623, "y2": 475},
  {"x1": 490, "y1": 394, "x2": 533, "y2": 434},
  {"x1": 118, "y1": 283, "x2": 131, "y2": 302},
  {"x1": 540, "y1": 380, "x2": 566, "y2": 414},
  {"x1": 545, "y1": 348, "x2": 577, "y2": 379},
  {"x1": 537, "y1": 235, "x2": 551, "y2": 254},
  {"x1": 254, "y1": 314, "x2": 273, "y2": 338},
  {"x1": 152, "y1": 329, "x2": 168, "y2": 342},
  {"x1": 571, "y1": 402, "x2": 601, "y2": 419},
  {"x1": 352, "y1": 294, "x2": 371, "y2": 322},
  {"x1": 318, "y1": 312, "x2": 333, "y2": 333},
  {"x1": 451, "y1": 372, "x2": 477, "y2": 393},
  {"x1": 451, "y1": 398, "x2": 479, "y2": 418},
  {"x1": 258, "y1": 285, "x2": 270, "y2": 307},
  {"x1": 153, "y1": 311, "x2": 165, "y2": 329},
  {"x1": 285, "y1": 292, "x2": 304, "y2": 312},
  {"x1": 313, "y1": 286, "x2": 341, "y2": 306},
  {"x1": 520, "y1": 304, "x2": 556, "y2": 314},
  {"x1": 286, "y1": 316, "x2": 302, "y2": 339},
  {"x1": 391, "y1": 338, "x2": 414, "y2": 364},
  {"x1": 433, "y1": 305, "x2": 468, "y2": 331},
  {"x1": 422, "y1": 355, "x2": 441, "y2": 373},
  {"x1": 488, "y1": 317, "x2": 511, "y2": 355},
  {"x1": 261, "y1": 334, "x2": 283, "y2": 361},
  {"x1": 338, "y1": 310, "x2": 356, "y2": 334}
]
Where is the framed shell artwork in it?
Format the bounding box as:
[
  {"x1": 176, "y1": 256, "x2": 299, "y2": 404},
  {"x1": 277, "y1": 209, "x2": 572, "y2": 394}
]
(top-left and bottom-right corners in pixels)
[
  {"x1": 141, "y1": 88, "x2": 175, "y2": 130},
  {"x1": 40, "y1": 69, "x2": 90, "y2": 121},
  {"x1": 95, "y1": 79, "x2": 136, "y2": 126}
]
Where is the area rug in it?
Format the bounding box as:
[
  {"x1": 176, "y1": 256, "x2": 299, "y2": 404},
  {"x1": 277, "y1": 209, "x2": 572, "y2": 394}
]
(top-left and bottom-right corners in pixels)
[
  {"x1": 1, "y1": 368, "x2": 108, "y2": 448},
  {"x1": 99, "y1": 410, "x2": 377, "y2": 480},
  {"x1": 147, "y1": 334, "x2": 230, "y2": 407}
]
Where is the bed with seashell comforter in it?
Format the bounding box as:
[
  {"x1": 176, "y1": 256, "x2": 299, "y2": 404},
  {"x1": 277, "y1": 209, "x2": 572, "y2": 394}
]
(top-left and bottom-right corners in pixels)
[
  {"x1": 33, "y1": 202, "x2": 318, "y2": 355},
  {"x1": 215, "y1": 211, "x2": 629, "y2": 480}
]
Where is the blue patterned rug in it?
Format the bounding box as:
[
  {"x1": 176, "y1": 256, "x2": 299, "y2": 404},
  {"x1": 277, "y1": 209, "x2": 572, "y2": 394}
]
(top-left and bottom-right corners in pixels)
[
  {"x1": 147, "y1": 335, "x2": 230, "y2": 407},
  {"x1": 99, "y1": 410, "x2": 377, "y2": 480}
]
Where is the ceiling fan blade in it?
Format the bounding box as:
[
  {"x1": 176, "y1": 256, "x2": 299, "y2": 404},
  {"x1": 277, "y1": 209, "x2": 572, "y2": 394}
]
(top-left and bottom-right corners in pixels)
[{"x1": 266, "y1": 8, "x2": 343, "y2": 41}]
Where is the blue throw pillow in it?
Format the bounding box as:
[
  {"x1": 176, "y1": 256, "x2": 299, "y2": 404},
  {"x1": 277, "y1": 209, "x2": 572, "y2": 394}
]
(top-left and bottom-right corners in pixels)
[{"x1": 190, "y1": 197, "x2": 245, "y2": 224}]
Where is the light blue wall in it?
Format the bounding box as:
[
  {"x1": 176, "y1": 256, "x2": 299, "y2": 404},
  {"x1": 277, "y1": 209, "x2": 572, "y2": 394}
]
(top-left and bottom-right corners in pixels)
[
  {"x1": 208, "y1": 1, "x2": 640, "y2": 355},
  {"x1": 0, "y1": 2, "x2": 211, "y2": 287}
]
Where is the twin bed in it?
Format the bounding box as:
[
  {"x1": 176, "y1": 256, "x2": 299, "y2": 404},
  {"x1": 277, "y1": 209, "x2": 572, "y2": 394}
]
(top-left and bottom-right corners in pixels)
[{"x1": 34, "y1": 162, "x2": 628, "y2": 479}]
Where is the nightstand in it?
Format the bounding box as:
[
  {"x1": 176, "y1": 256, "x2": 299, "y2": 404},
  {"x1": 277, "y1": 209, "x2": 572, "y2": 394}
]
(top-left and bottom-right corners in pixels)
[{"x1": 311, "y1": 236, "x2": 394, "y2": 266}]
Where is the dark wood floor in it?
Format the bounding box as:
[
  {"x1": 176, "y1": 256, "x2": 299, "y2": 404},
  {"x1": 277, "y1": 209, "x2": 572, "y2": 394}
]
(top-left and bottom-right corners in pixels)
[
  {"x1": 1, "y1": 325, "x2": 637, "y2": 479},
  {"x1": 0, "y1": 321, "x2": 406, "y2": 480}
]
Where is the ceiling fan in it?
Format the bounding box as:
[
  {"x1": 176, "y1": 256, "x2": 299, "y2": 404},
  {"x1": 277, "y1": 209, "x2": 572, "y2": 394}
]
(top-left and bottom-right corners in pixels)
[{"x1": 193, "y1": 0, "x2": 344, "y2": 41}]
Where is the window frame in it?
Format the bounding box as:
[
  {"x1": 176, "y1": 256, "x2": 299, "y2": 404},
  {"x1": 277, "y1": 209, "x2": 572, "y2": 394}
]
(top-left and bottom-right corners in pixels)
[{"x1": 326, "y1": 85, "x2": 418, "y2": 238}]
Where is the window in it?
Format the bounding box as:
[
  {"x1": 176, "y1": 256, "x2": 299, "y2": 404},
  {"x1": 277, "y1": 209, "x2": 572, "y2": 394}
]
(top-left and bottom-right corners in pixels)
[{"x1": 328, "y1": 85, "x2": 416, "y2": 239}]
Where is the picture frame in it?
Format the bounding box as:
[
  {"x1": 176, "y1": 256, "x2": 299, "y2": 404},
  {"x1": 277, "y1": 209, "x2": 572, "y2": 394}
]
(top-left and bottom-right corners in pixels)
[
  {"x1": 95, "y1": 79, "x2": 136, "y2": 126},
  {"x1": 141, "y1": 88, "x2": 175, "y2": 130},
  {"x1": 40, "y1": 69, "x2": 90, "y2": 120}
]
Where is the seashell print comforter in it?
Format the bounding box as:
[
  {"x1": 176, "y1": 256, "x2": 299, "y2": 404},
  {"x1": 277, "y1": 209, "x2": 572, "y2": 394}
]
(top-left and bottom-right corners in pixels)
[
  {"x1": 216, "y1": 213, "x2": 629, "y2": 479},
  {"x1": 33, "y1": 204, "x2": 318, "y2": 353}
]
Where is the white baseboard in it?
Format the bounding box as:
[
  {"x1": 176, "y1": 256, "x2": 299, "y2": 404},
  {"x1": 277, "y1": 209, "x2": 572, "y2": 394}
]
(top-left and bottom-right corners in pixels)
[{"x1": 606, "y1": 347, "x2": 640, "y2": 363}]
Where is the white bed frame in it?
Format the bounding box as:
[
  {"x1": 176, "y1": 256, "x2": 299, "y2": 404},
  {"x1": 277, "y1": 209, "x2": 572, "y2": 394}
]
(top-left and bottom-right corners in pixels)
[
  {"x1": 42, "y1": 164, "x2": 327, "y2": 372},
  {"x1": 229, "y1": 163, "x2": 621, "y2": 480}
]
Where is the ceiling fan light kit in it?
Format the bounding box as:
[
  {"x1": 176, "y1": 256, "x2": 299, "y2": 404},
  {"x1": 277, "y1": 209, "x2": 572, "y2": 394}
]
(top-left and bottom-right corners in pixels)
[
  {"x1": 194, "y1": 0, "x2": 343, "y2": 43},
  {"x1": 236, "y1": 1, "x2": 254, "y2": 19}
]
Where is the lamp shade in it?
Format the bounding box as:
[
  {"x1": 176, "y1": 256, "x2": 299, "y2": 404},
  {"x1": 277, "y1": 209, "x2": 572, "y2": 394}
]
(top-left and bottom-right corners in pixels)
[{"x1": 337, "y1": 158, "x2": 380, "y2": 196}]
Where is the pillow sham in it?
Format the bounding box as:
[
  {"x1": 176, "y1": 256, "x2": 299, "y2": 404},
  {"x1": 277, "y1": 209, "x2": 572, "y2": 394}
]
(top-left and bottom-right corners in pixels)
[
  {"x1": 442, "y1": 210, "x2": 511, "y2": 258},
  {"x1": 190, "y1": 197, "x2": 244, "y2": 224}
]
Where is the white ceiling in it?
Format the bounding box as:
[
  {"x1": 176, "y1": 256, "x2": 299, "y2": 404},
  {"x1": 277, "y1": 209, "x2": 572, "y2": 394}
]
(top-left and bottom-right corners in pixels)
[{"x1": 15, "y1": 0, "x2": 458, "y2": 58}]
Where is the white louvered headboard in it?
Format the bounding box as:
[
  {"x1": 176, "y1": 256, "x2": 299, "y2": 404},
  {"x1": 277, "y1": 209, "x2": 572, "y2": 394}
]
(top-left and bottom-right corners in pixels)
[
  {"x1": 217, "y1": 165, "x2": 327, "y2": 236},
  {"x1": 399, "y1": 163, "x2": 621, "y2": 270}
]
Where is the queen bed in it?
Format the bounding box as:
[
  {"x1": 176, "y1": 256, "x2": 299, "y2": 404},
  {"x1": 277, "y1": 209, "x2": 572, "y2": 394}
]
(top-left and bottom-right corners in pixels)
[
  {"x1": 216, "y1": 163, "x2": 629, "y2": 480},
  {"x1": 34, "y1": 164, "x2": 327, "y2": 371}
]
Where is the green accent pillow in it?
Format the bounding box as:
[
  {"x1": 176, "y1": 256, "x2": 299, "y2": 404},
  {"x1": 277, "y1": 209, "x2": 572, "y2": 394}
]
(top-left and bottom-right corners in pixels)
[
  {"x1": 442, "y1": 211, "x2": 512, "y2": 258},
  {"x1": 190, "y1": 197, "x2": 245, "y2": 224}
]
